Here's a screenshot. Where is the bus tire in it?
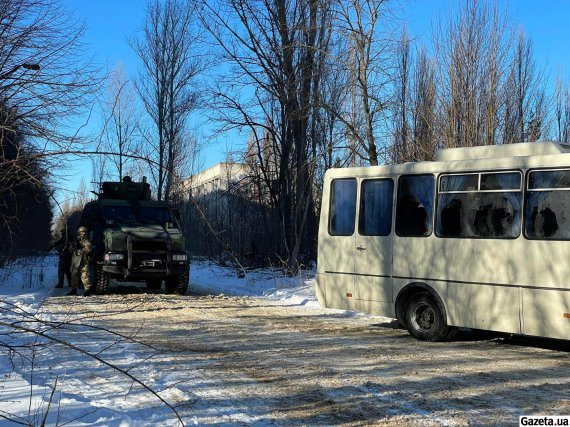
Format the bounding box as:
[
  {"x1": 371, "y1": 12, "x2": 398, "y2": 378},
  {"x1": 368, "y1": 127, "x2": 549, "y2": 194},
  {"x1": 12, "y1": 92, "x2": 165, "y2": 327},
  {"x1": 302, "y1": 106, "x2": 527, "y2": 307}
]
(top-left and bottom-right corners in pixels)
[
  {"x1": 404, "y1": 292, "x2": 450, "y2": 342},
  {"x1": 444, "y1": 326, "x2": 459, "y2": 340}
]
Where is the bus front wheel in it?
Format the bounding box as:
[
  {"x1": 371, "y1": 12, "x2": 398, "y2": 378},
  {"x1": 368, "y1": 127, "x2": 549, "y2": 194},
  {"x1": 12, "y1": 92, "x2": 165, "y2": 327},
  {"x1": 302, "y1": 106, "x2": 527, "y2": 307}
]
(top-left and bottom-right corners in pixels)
[{"x1": 404, "y1": 293, "x2": 452, "y2": 342}]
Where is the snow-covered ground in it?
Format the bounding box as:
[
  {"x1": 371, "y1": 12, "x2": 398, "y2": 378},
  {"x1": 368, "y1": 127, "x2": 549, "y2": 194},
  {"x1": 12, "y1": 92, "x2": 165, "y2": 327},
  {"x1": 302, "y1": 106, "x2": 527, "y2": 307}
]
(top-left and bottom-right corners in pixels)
[
  {"x1": 0, "y1": 255, "x2": 325, "y2": 426},
  {"x1": 191, "y1": 259, "x2": 321, "y2": 307},
  {"x1": 3, "y1": 256, "x2": 569, "y2": 426}
]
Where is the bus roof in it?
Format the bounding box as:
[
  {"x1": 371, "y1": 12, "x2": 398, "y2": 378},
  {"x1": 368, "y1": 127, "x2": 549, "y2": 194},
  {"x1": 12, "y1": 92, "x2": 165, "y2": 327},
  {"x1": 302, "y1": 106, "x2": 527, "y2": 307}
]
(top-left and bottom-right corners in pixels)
[
  {"x1": 434, "y1": 141, "x2": 570, "y2": 161},
  {"x1": 324, "y1": 141, "x2": 570, "y2": 180}
]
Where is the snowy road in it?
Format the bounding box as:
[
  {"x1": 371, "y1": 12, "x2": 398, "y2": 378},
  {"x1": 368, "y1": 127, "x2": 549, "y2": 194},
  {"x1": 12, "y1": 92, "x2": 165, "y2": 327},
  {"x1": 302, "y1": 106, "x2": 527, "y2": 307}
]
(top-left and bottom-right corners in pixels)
[
  {"x1": 1, "y1": 257, "x2": 569, "y2": 426},
  {"x1": 30, "y1": 290, "x2": 570, "y2": 426}
]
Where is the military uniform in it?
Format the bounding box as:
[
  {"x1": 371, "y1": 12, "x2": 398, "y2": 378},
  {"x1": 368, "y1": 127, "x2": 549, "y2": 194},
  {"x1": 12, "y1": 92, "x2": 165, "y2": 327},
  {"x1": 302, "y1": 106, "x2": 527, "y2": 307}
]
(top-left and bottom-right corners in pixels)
[
  {"x1": 52, "y1": 234, "x2": 73, "y2": 288},
  {"x1": 69, "y1": 227, "x2": 92, "y2": 296}
]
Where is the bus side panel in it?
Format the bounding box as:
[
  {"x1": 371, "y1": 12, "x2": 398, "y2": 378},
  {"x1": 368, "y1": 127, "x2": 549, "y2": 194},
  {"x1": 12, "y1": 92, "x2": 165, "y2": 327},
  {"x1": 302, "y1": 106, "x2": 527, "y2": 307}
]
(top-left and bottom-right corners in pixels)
[
  {"x1": 522, "y1": 288, "x2": 570, "y2": 340},
  {"x1": 394, "y1": 237, "x2": 521, "y2": 290},
  {"x1": 355, "y1": 300, "x2": 395, "y2": 318},
  {"x1": 437, "y1": 238, "x2": 521, "y2": 334},
  {"x1": 393, "y1": 235, "x2": 570, "y2": 337},
  {"x1": 520, "y1": 241, "x2": 568, "y2": 290},
  {"x1": 317, "y1": 231, "x2": 356, "y2": 311},
  {"x1": 448, "y1": 283, "x2": 521, "y2": 333},
  {"x1": 317, "y1": 272, "x2": 357, "y2": 311},
  {"x1": 315, "y1": 272, "x2": 327, "y2": 307},
  {"x1": 354, "y1": 233, "x2": 393, "y2": 303},
  {"x1": 393, "y1": 236, "x2": 522, "y2": 333},
  {"x1": 520, "y1": 240, "x2": 570, "y2": 340},
  {"x1": 392, "y1": 236, "x2": 437, "y2": 279}
]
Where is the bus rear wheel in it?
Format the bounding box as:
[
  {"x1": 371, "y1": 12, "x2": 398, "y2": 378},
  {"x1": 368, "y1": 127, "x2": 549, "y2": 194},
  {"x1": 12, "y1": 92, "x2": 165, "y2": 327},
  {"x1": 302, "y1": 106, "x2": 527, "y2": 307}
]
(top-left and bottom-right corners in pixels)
[{"x1": 404, "y1": 293, "x2": 452, "y2": 342}]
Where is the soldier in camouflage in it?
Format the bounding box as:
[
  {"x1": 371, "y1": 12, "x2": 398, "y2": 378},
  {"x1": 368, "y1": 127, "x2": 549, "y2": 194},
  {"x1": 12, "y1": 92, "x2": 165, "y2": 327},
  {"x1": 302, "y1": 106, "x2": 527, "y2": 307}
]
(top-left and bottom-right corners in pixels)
[
  {"x1": 69, "y1": 226, "x2": 93, "y2": 296},
  {"x1": 51, "y1": 231, "x2": 73, "y2": 288}
]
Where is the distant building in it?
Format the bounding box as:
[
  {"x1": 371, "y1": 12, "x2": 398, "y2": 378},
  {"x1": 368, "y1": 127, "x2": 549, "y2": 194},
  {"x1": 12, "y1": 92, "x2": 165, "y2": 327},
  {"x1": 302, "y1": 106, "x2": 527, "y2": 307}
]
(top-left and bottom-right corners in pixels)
[
  {"x1": 183, "y1": 162, "x2": 249, "y2": 198},
  {"x1": 182, "y1": 162, "x2": 261, "y2": 259},
  {"x1": 180, "y1": 126, "x2": 291, "y2": 262}
]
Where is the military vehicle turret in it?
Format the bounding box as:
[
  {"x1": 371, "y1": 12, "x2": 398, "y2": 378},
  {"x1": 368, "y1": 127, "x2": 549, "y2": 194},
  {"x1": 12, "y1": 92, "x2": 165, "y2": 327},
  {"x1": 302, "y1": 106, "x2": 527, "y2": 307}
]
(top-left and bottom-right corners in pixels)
[{"x1": 79, "y1": 176, "x2": 189, "y2": 295}]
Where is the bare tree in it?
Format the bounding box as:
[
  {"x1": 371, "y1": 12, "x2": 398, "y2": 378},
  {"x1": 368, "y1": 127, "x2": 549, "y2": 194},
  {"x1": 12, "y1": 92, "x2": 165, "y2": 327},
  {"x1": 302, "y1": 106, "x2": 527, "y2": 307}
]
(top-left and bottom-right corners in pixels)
[
  {"x1": 555, "y1": 76, "x2": 570, "y2": 143},
  {"x1": 392, "y1": 43, "x2": 437, "y2": 163},
  {"x1": 91, "y1": 152, "x2": 108, "y2": 194},
  {"x1": 202, "y1": 0, "x2": 334, "y2": 271},
  {"x1": 503, "y1": 30, "x2": 547, "y2": 143},
  {"x1": 0, "y1": 106, "x2": 52, "y2": 262},
  {"x1": 410, "y1": 48, "x2": 437, "y2": 160},
  {"x1": 391, "y1": 29, "x2": 411, "y2": 163},
  {"x1": 332, "y1": 0, "x2": 397, "y2": 165},
  {"x1": 0, "y1": 0, "x2": 101, "y2": 259},
  {"x1": 317, "y1": 39, "x2": 350, "y2": 170},
  {"x1": 0, "y1": 0, "x2": 100, "y2": 145},
  {"x1": 99, "y1": 63, "x2": 140, "y2": 182},
  {"x1": 168, "y1": 129, "x2": 201, "y2": 203},
  {"x1": 130, "y1": 0, "x2": 203, "y2": 202},
  {"x1": 434, "y1": 0, "x2": 511, "y2": 148}
]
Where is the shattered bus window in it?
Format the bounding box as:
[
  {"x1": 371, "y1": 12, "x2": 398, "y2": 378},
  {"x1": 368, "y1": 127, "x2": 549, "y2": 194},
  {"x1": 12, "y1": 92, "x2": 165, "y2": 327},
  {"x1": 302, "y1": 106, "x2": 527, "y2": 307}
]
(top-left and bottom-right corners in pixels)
[
  {"x1": 436, "y1": 172, "x2": 521, "y2": 238},
  {"x1": 396, "y1": 175, "x2": 434, "y2": 237},
  {"x1": 525, "y1": 169, "x2": 570, "y2": 239}
]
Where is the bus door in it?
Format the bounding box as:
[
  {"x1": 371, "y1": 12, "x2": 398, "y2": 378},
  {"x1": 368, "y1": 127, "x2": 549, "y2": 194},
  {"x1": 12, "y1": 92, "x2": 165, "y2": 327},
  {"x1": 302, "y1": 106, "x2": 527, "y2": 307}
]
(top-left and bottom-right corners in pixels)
[
  {"x1": 354, "y1": 179, "x2": 394, "y2": 302},
  {"x1": 325, "y1": 179, "x2": 358, "y2": 307}
]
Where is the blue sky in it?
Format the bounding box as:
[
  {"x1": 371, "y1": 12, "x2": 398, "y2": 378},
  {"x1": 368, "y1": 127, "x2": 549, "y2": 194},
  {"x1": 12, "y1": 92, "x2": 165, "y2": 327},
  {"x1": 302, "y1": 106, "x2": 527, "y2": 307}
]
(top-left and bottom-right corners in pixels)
[
  {"x1": 58, "y1": 0, "x2": 570, "y2": 201},
  {"x1": 65, "y1": 1, "x2": 143, "y2": 72}
]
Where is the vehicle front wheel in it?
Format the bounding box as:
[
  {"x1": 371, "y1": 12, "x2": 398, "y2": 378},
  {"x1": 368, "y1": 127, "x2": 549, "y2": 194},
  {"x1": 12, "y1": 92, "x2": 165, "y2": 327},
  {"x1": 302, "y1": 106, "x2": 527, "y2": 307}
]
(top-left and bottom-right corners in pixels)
[
  {"x1": 404, "y1": 292, "x2": 451, "y2": 342},
  {"x1": 95, "y1": 265, "x2": 110, "y2": 295},
  {"x1": 165, "y1": 270, "x2": 189, "y2": 295},
  {"x1": 146, "y1": 279, "x2": 162, "y2": 292}
]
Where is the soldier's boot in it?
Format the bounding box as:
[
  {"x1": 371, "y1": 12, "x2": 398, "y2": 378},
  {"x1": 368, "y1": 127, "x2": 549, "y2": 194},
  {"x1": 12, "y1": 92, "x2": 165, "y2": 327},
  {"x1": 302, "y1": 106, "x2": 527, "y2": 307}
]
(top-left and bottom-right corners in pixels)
[
  {"x1": 56, "y1": 273, "x2": 64, "y2": 288},
  {"x1": 67, "y1": 289, "x2": 77, "y2": 296},
  {"x1": 80, "y1": 268, "x2": 91, "y2": 296}
]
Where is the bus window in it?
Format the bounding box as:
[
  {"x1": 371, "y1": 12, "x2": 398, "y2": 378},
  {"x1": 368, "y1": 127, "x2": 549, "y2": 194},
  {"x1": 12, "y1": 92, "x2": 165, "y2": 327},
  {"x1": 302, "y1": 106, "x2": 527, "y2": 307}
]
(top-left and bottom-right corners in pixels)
[
  {"x1": 440, "y1": 173, "x2": 478, "y2": 192},
  {"x1": 436, "y1": 171, "x2": 521, "y2": 238},
  {"x1": 481, "y1": 172, "x2": 521, "y2": 190},
  {"x1": 525, "y1": 169, "x2": 570, "y2": 239},
  {"x1": 358, "y1": 179, "x2": 394, "y2": 236},
  {"x1": 395, "y1": 175, "x2": 434, "y2": 237},
  {"x1": 329, "y1": 179, "x2": 357, "y2": 236}
]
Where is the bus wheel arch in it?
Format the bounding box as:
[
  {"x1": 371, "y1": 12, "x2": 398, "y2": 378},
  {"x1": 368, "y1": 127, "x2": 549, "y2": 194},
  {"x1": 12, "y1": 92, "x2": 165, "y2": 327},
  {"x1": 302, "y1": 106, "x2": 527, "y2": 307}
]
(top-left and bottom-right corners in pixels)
[{"x1": 395, "y1": 283, "x2": 457, "y2": 341}]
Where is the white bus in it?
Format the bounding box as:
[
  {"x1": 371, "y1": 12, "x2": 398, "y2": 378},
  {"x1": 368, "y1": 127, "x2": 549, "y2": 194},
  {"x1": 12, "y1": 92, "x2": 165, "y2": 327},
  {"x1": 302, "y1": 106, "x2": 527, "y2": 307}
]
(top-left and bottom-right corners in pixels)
[{"x1": 316, "y1": 141, "x2": 570, "y2": 341}]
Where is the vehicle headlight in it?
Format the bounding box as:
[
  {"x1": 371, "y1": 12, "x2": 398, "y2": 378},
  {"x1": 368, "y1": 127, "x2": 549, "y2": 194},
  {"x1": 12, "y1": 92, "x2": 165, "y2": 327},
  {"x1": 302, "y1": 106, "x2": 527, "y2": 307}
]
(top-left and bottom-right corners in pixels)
[
  {"x1": 172, "y1": 253, "x2": 187, "y2": 262},
  {"x1": 104, "y1": 253, "x2": 125, "y2": 262}
]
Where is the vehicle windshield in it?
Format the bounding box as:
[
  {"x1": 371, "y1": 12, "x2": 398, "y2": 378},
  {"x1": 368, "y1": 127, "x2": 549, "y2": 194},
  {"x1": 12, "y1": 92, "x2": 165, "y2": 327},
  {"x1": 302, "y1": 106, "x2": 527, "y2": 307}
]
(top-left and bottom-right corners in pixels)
[
  {"x1": 138, "y1": 207, "x2": 172, "y2": 223},
  {"x1": 102, "y1": 206, "x2": 135, "y2": 222},
  {"x1": 101, "y1": 205, "x2": 172, "y2": 224}
]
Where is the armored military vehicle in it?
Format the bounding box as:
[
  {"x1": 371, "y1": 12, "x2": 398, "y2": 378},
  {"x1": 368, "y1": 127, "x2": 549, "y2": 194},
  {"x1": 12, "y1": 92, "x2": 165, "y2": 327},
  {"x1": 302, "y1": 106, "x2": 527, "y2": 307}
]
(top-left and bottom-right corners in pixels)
[{"x1": 79, "y1": 177, "x2": 189, "y2": 295}]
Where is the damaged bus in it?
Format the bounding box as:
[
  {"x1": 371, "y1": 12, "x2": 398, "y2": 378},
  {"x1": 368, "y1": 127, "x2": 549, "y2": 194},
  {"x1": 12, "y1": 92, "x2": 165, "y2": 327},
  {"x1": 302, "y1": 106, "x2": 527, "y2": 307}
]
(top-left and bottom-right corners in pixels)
[{"x1": 316, "y1": 142, "x2": 570, "y2": 341}]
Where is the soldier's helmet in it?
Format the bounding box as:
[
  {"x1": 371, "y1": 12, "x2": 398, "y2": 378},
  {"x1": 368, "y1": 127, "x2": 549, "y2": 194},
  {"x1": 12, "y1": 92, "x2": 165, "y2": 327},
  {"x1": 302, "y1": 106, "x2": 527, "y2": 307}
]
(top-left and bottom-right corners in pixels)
[{"x1": 78, "y1": 226, "x2": 88, "y2": 235}]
